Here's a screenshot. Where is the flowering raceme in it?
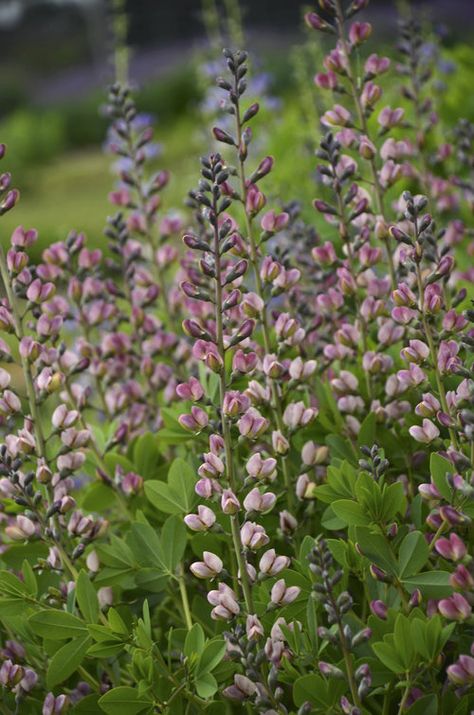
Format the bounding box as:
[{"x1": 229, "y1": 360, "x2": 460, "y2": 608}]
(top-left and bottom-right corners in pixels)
[{"x1": 0, "y1": 0, "x2": 472, "y2": 713}]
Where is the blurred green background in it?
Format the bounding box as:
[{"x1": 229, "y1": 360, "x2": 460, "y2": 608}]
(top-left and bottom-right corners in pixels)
[{"x1": 0, "y1": 0, "x2": 473, "y2": 253}]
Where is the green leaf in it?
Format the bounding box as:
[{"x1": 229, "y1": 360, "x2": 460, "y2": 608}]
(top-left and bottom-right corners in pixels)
[
  {"x1": 393, "y1": 614, "x2": 415, "y2": 669},
  {"x1": 144, "y1": 458, "x2": 197, "y2": 515},
  {"x1": 184, "y1": 623, "x2": 205, "y2": 658},
  {"x1": 21, "y1": 559, "x2": 37, "y2": 597},
  {"x1": 134, "y1": 433, "x2": 161, "y2": 479},
  {"x1": 332, "y1": 500, "x2": 371, "y2": 526},
  {"x1": 293, "y1": 674, "x2": 340, "y2": 708},
  {"x1": 195, "y1": 672, "x2": 218, "y2": 699},
  {"x1": 76, "y1": 571, "x2": 99, "y2": 624},
  {"x1": 46, "y1": 634, "x2": 91, "y2": 688},
  {"x1": 107, "y1": 608, "x2": 128, "y2": 636},
  {"x1": 127, "y1": 522, "x2": 166, "y2": 571},
  {"x1": 0, "y1": 570, "x2": 30, "y2": 597},
  {"x1": 372, "y1": 639, "x2": 405, "y2": 673},
  {"x1": 398, "y1": 531, "x2": 429, "y2": 578},
  {"x1": 402, "y1": 571, "x2": 452, "y2": 598},
  {"x1": 161, "y1": 515, "x2": 187, "y2": 572},
  {"x1": 357, "y1": 412, "x2": 376, "y2": 448},
  {"x1": 99, "y1": 687, "x2": 152, "y2": 715},
  {"x1": 430, "y1": 453, "x2": 454, "y2": 502},
  {"x1": 196, "y1": 638, "x2": 226, "y2": 676},
  {"x1": 29, "y1": 610, "x2": 87, "y2": 639},
  {"x1": 354, "y1": 527, "x2": 398, "y2": 575},
  {"x1": 325, "y1": 435, "x2": 357, "y2": 464},
  {"x1": 72, "y1": 694, "x2": 101, "y2": 713},
  {"x1": 406, "y1": 694, "x2": 438, "y2": 715}
]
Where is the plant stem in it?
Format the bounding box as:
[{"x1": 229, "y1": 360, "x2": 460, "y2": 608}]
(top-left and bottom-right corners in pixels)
[
  {"x1": 414, "y1": 261, "x2": 459, "y2": 451},
  {"x1": 334, "y1": 0, "x2": 397, "y2": 290},
  {"x1": 232, "y1": 88, "x2": 295, "y2": 513},
  {"x1": 177, "y1": 564, "x2": 193, "y2": 631},
  {"x1": 212, "y1": 192, "x2": 254, "y2": 613}
]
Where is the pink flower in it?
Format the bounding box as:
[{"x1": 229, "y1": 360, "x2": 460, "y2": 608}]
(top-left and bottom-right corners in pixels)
[
  {"x1": 190, "y1": 551, "x2": 223, "y2": 579},
  {"x1": 260, "y1": 210, "x2": 289, "y2": 233},
  {"x1": 312, "y1": 241, "x2": 337, "y2": 265},
  {"x1": 378, "y1": 106, "x2": 404, "y2": 129},
  {"x1": 270, "y1": 579, "x2": 301, "y2": 605},
  {"x1": 438, "y1": 593, "x2": 472, "y2": 621},
  {"x1": 435, "y1": 533, "x2": 467, "y2": 561},
  {"x1": 184, "y1": 505, "x2": 216, "y2": 532},
  {"x1": 243, "y1": 488, "x2": 276, "y2": 513},
  {"x1": 349, "y1": 21, "x2": 372, "y2": 45},
  {"x1": 259, "y1": 549, "x2": 290, "y2": 577},
  {"x1": 409, "y1": 419, "x2": 440, "y2": 444},
  {"x1": 176, "y1": 376, "x2": 204, "y2": 401},
  {"x1": 240, "y1": 521, "x2": 269, "y2": 550},
  {"x1": 321, "y1": 104, "x2": 352, "y2": 128}
]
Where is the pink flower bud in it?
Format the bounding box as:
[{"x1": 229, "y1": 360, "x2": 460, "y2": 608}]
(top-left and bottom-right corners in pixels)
[
  {"x1": 221, "y1": 488, "x2": 240, "y2": 515},
  {"x1": 178, "y1": 406, "x2": 209, "y2": 433},
  {"x1": 312, "y1": 241, "x2": 337, "y2": 266},
  {"x1": 349, "y1": 21, "x2": 372, "y2": 45},
  {"x1": 260, "y1": 210, "x2": 289, "y2": 233},
  {"x1": 438, "y1": 593, "x2": 471, "y2": 621},
  {"x1": 246, "y1": 614, "x2": 264, "y2": 640},
  {"x1": 176, "y1": 376, "x2": 204, "y2": 401},
  {"x1": 190, "y1": 551, "x2": 223, "y2": 579},
  {"x1": 243, "y1": 487, "x2": 276, "y2": 513},
  {"x1": 238, "y1": 408, "x2": 269, "y2": 439},
  {"x1": 409, "y1": 419, "x2": 440, "y2": 444},
  {"x1": 246, "y1": 452, "x2": 277, "y2": 481},
  {"x1": 435, "y1": 533, "x2": 467, "y2": 561},
  {"x1": 240, "y1": 521, "x2": 269, "y2": 550},
  {"x1": 184, "y1": 505, "x2": 216, "y2": 531},
  {"x1": 270, "y1": 578, "x2": 300, "y2": 605},
  {"x1": 259, "y1": 549, "x2": 290, "y2": 576}
]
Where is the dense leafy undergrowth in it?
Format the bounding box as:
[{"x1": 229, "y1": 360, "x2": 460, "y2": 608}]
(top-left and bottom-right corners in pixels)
[{"x1": 0, "y1": 1, "x2": 473, "y2": 713}]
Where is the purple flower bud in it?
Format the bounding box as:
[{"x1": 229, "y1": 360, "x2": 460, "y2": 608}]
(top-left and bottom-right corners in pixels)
[
  {"x1": 370, "y1": 600, "x2": 388, "y2": 619},
  {"x1": 178, "y1": 406, "x2": 209, "y2": 433},
  {"x1": 438, "y1": 593, "x2": 471, "y2": 621},
  {"x1": 435, "y1": 533, "x2": 467, "y2": 561},
  {"x1": 450, "y1": 564, "x2": 474, "y2": 590},
  {"x1": 349, "y1": 21, "x2": 372, "y2": 45},
  {"x1": 0, "y1": 189, "x2": 19, "y2": 215}
]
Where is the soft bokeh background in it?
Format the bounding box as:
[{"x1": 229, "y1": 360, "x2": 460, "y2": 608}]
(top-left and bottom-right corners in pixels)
[{"x1": 1, "y1": 0, "x2": 474, "y2": 254}]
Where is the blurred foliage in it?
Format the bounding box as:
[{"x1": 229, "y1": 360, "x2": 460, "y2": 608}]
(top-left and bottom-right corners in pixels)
[{"x1": 1, "y1": 40, "x2": 474, "y2": 255}]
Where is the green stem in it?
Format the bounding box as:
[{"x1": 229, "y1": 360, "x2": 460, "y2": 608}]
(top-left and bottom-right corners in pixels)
[
  {"x1": 212, "y1": 193, "x2": 254, "y2": 614},
  {"x1": 414, "y1": 262, "x2": 459, "y2": 450},
  {"x1": 177, "y1": 565, "x2": 193, "y2": 631},
  {"x1": 334, "y1": 0, "x2": 397, "y2": 290},
  {"x1": 233, "y1": 91, "x2": 294, "y2": 513}
]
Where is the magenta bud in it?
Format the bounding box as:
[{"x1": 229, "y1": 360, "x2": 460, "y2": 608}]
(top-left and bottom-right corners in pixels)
[{"x1": 370, "y1": 600, "x2": 388, "y2": 619}]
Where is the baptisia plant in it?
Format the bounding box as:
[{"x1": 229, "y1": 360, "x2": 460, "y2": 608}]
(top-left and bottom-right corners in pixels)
[{"x1": 0, "y1": 0, "x2": 472, "y2": 713}]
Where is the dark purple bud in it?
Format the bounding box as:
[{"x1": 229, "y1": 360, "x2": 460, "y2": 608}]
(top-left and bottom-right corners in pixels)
[
  {"x1": 183, "y1": 233, "x2": 210, "y2": 251},
  {"x1": 243, "y1": 103, "x2": 259, "y2": 123},
  {"x1": 213, "y1": 127, "x2": 236, "y2": 146},
  {"x1": 0, "y1": 189, "x2": 19, "y2": 215}
]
